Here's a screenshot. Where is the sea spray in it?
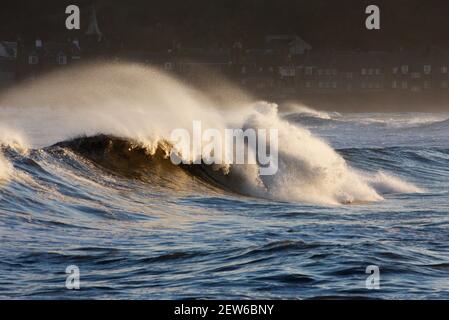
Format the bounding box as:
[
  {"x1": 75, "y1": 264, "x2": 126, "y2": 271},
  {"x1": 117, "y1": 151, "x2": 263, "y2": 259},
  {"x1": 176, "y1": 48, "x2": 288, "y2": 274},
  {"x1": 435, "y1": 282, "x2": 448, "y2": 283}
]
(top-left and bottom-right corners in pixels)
[
  {"x1": 0, "y1": 152, "x2": 12, "y2": 181},
  {"x1": 366, "y1": 171, "x2": 424, "y2": 194},
  {"x1": 235, "y1": 102, "x2": 383, "y2": 204},
  {"x1": 280, "y1": 102, "x2": 338, "y2": 120},
  {"x1": 0, "y1": 62, "x2": 421, "y2": 205},
  {"x1": 0, "y1": 127, "x2": 28, "y2": 181}
]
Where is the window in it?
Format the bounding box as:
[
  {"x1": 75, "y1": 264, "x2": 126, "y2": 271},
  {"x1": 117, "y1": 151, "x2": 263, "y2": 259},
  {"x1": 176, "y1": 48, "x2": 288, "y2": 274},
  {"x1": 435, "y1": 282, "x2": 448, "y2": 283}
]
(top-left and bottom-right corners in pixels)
[
  {"x1": 57, "y1": 55, "x2": 67, "y2": 65},
  {"x1": 401, "y1": 65, "x2": 409, "y2": 74},
  {"x1": 375, "y1": 69, "x2": 381, "y2": 75},
  {"x1": 305, "y1": 67, "x2": 313, "y2": 75},
  {"x1": 441, "y1": 66, "x2": 448, "y2": 74},
  {"x1": 305, "y1": 81, "x2": 312, "y2": 88},
  {"x1": 392, "y1": 80, "x2": 397, "y2": 88},
  {"x1": 28, "y1": 55, "x2": 39, "y2": 65},
  {"x1": 392, "y1": 67, "x2": 399, "y2": 74},
  {"x1": 402, "y1": 81, "x2": 408, "y2": 89},
  {"x1": 164, "y1": 62, "x2": 173, "y2": 70},
  {"x1": 361, "y1": 68, "x2": 366, "y2": 75},
  {"x1": 424, "y1": 65, "x2": 431, "y2": 74},
  {"x1": 241, "y1": 66, "x2": 246, "y2": 74}
]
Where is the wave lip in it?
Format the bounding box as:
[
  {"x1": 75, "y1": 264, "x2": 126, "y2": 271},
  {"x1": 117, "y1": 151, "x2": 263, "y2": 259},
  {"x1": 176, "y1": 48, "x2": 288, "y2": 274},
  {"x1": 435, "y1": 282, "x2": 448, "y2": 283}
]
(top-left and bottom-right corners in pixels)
[
  {"x1": 366, "y1": 171, "x2": 424, "y2": 194},
  {"x1": 46, "y1": 130, "x2": 422, "y2": 207},
  {"x1": 0, "y1": 62, "x2": 424, "y2": 205},
  {"x1": 281, "y1": 103, "x2": 339, "y2": 120},
  {"x1": 0, "y1": 127, "x2": 28, "y2": 182}
]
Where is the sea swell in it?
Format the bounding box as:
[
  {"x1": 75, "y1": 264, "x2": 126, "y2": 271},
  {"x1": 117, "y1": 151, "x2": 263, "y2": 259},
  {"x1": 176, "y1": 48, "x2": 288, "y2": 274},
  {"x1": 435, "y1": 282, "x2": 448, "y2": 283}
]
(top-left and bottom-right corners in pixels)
[
  {"x1": 1, "y1": 132, "x2": 425, "y2": 209},
  {"x1": 0, "y1": 62, "x2": 447, "y2": 299},
  {"x1": 0, "y1": 62, "x2": 422, "y2": 205}
]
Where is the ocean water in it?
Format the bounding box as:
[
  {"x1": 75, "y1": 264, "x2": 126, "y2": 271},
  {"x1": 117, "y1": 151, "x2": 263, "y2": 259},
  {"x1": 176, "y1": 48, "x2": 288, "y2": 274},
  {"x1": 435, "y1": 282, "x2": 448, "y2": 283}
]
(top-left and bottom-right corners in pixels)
[{"x1": 1, "y1": 63, "x2": 449, "y2": 299}]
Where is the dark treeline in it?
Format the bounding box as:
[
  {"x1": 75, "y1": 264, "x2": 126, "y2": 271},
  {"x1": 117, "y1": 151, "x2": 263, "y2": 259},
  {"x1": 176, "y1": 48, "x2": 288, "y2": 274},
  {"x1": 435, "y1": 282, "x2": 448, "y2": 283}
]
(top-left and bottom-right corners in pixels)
[{"x1": 1, "y1": 0, "x2": 448, "y2": 50}]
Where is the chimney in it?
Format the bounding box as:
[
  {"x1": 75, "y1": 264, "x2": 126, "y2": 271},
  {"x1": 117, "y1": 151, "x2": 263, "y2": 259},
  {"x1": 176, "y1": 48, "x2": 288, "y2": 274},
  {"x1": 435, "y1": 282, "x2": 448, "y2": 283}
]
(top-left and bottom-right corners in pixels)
[{"x1": 86, "y1": 4, "x2": 103, "y2": 42}]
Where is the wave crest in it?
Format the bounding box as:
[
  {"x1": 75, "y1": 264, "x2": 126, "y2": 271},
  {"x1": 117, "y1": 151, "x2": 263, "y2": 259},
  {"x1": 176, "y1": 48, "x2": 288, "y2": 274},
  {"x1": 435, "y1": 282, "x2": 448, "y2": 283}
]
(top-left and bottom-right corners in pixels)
[
  {"x1": 0, "y1": 62, "x2": 421, "y2": 205},
  {"x1": 0, "y1": 127, "x2": 28, "y2": 181}
]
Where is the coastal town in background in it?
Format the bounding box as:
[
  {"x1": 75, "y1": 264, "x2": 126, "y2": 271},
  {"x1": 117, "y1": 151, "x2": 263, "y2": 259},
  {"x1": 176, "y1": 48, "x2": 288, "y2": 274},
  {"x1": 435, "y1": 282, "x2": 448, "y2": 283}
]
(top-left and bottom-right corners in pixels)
[{"x1": 2, "y1": 1, "x2": 449, "y2": 110}]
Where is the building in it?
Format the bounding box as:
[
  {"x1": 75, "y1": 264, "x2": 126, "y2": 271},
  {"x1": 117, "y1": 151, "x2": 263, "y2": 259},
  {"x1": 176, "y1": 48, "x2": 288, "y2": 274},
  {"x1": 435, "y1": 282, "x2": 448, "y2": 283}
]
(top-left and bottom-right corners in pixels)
[
  {"x1": 389, "y1": 50, "x2": 449, "y2": 92},
  {"x1": 260, "y1": 48, "x2": 449, "y2": 95},
  {"x1": 298, "y1": 52, "x2": 339, "y2": 92},
  {"x1": 15, "y1": 3, "x2": 105, "y2": 81},
  {"x1": 83, "y1": 3, "x2": 104, "y2": 56},
  {"x1": 266, "y1": 35, "x2": 312, "y2": 56},
  {"x1": 0, "y1": 41, "x2": 17, "y2": 88},
  {"x1": 16, "y1": 38, "x2": 81, "y2": 80},
  {"x1": 238, "y1": 48, "x2": 282, "y2": 92},
  {"x1": 174, "y1": 47, "x2": 231, "y2": 75}
]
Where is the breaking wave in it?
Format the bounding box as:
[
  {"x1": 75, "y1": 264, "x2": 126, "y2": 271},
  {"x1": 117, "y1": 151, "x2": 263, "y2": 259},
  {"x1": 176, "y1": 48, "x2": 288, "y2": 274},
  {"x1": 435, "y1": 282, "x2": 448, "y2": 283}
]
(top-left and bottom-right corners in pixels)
[
  {"x1": 0, "y1": 62, "x2": 421, "y2": 205},
  {"x1": 0, "y1": 153, "x2": 11, "y2": 181},
  {"x1": 0, "y1": 127, "x2": 28, "y2": 181}
]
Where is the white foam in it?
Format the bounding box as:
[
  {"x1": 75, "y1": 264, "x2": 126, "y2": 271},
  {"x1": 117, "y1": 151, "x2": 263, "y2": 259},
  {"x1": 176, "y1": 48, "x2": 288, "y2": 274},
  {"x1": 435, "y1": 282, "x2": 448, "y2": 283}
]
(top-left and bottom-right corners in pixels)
[
  {"x1": 0, "y1": 152, "x2": 12, "y2": 181},
  {"x1": 0, "y1": 62, "x2": 421, "y2": 205},
  {"x1": 0, "y1": 126, "x2": 27, "y2": 182},
  {"x1": 0, "y1": 126, "x2": 28, "y2": 152},
  {"x1": 366, "y1": 171, "x2": 424, "y2": 194},
  {"x1": 281, "y1": 102, "x2": 338, "y2": 120},
  {"x1": 236, "y1": 102, "x2": 384, "y2": 205}
]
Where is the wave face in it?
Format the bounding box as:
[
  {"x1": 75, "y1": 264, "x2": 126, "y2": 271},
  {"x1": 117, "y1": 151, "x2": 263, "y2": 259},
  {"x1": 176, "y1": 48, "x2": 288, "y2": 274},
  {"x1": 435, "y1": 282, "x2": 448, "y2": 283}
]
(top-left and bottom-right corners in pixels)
[
  {"x1": 0, "y1": 62, "x2": 448, "y2": 299},
  {"x1": 0, "y1": 62, "x2": 420, "y2": 205},
  {"x1": 0, "y1": 153, "x2": 11, "y2": 180}
]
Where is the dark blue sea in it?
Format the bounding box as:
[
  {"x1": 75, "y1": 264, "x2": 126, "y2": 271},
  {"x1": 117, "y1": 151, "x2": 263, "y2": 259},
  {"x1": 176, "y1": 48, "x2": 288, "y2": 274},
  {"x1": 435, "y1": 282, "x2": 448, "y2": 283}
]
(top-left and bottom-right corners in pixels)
[{"x1": 0, "y1": 64, "x2": 448, "y2": 299}]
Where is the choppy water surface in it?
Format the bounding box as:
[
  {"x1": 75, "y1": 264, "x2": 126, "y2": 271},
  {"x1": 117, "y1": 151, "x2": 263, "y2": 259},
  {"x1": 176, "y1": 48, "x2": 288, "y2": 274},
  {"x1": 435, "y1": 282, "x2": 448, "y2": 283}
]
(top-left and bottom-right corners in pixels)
[{"x1": 1, "y1": 64, "x2": 448, "y2": 299}]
